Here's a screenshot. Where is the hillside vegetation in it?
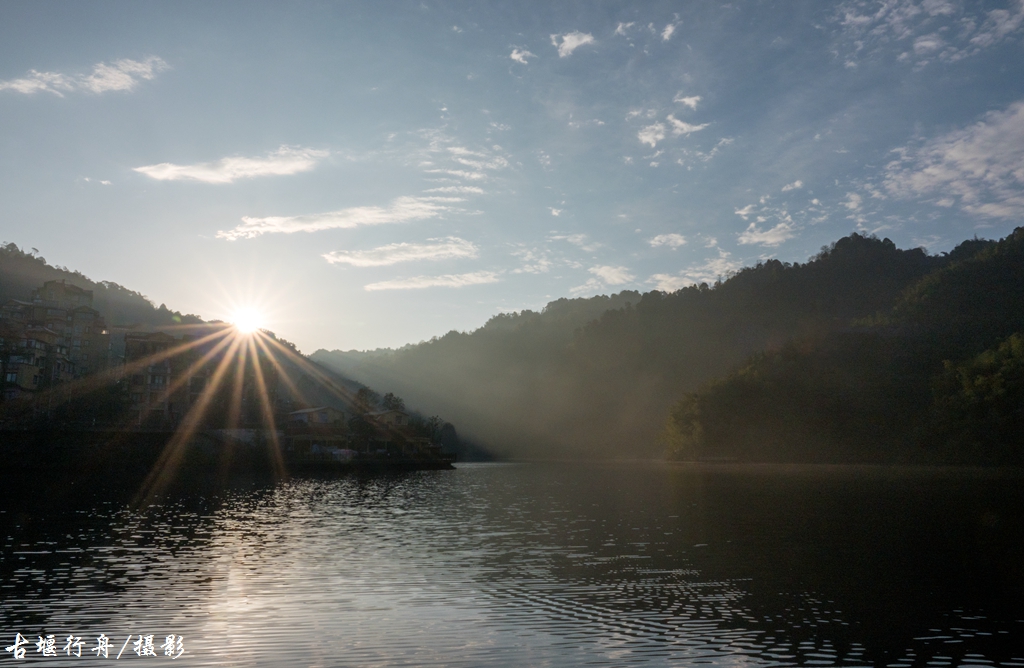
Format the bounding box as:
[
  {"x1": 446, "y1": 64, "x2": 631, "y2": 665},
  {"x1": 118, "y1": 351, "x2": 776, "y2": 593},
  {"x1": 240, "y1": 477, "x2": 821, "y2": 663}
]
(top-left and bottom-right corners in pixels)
[
  {"x1": 0, "y1": 242, "x2": 202, "y2": 327},
  {"x1": 314, "y1": 231, "x2": 1019, "y2": 462}
]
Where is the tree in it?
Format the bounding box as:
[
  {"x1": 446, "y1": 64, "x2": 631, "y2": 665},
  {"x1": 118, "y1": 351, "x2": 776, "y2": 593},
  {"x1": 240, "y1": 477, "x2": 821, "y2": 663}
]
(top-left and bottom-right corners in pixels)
[
  {"x1": 381, "y1": 392, "x2": 405, "y2": 411},
  {"x1": 355, "y1": 387, "x2": 380, "y2": 411}
]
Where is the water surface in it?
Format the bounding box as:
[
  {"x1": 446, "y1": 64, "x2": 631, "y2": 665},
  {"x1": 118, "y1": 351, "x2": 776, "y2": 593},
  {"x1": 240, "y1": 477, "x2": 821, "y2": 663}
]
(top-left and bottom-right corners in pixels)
[{"x1": 2, "y1": 462, "x2": 1023, "y2": 666}]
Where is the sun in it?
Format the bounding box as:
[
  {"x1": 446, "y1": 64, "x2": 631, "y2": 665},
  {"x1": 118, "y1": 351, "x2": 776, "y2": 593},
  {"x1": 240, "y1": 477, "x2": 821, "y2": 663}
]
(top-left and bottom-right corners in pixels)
[{"x1": 231, "y1": 307, "x2": 265, "y2": 334}]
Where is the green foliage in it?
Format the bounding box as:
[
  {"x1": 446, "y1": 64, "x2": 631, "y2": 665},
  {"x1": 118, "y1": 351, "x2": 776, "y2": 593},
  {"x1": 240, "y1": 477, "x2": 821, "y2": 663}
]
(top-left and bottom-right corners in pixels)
[
  {"x1": 314, "y1": 232, "x2": 957, "y2": 460},
  {"x1": 665, "y1": 228, "x2": 1024, "y2": 465},
  {"x1": 930, "y1": 332, "x2": 1024, "y2": 463}
]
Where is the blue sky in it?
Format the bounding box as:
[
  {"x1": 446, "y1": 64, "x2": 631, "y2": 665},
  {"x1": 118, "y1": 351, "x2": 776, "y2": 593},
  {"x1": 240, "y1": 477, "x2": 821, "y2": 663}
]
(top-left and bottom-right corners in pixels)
[{"x1": 2, "y1": 1, "x2": 1023, "y2": 351}]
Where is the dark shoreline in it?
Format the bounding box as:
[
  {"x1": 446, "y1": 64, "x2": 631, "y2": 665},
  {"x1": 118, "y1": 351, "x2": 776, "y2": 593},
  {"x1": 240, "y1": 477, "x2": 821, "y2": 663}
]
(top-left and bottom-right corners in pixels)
[{"x1": 0, "y1": 429, "x2": 455, "y2": 491}]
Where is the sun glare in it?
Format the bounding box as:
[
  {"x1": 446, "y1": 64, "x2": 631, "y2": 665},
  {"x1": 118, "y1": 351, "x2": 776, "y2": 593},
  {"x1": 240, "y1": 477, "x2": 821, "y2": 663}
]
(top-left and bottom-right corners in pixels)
[{"x1": 231, "y1": 308, "x2": 264, "y2": 334}]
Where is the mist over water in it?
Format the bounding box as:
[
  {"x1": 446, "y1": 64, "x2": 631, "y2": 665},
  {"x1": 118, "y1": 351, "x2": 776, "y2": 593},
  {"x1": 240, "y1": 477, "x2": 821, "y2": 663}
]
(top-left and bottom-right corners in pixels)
[{"x1": 2, "y1": 462, "x2": 1022, "y2": 667}]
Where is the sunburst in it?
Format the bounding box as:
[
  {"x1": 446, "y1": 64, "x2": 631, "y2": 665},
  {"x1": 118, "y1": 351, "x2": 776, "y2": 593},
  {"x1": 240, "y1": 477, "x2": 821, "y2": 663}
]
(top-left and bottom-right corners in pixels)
[{"x1": 230, "y1": 307, "x2": 265, "y2": 334}]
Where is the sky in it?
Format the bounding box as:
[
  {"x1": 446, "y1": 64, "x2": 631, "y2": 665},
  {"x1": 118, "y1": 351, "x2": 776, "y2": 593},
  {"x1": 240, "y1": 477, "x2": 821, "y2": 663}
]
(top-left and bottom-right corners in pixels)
[{"x1": 2, "y1": 1, "x2": 1023, "y2": 352}]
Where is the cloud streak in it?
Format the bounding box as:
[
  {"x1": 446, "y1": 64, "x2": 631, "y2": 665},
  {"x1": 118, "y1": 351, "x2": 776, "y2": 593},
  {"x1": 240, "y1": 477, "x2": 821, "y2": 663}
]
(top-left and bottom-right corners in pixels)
[
  {"x1": 649, "y1": 249, "x2": 742, "y2": 291},
  {"x1": 0, "y1": 57, "x2": 168, "y2": 96},
  {"x1": 550, "y1": 32, "x2": 595, "y2": 57},
  {"x1": 737, "y1": 221, "x2": 797, "y2": 246},
  {"x1": 364, "y1": 271, "x2": 499, "y2": 291},
  {"x1": 649, "y1": 233, "x2": 687, "y2": 248},
  {"x1": 833, "y1": 0, "x2": 1024, "y2": 66},
  {"x1": 510, "y1": 48, "x2": 536, "y2": 64},
  {"x1": 674, "y1": 94, "x2": 701, "y2": 110},
  {"x1": 882, "y1": 99, "x2": 1024, "y2": 219},
  {"x1": 667, "y1": 115, "x2": 709, "y2": 136},
  {"x1": 217, "y1": 196, "x2": 463, "y2": 240},
  {"x1": 323, "y1": 237, "x2": 478, "y2": 267},
  {"x1": 135, "y1": 146, "x2": 328, "y2": 184}
]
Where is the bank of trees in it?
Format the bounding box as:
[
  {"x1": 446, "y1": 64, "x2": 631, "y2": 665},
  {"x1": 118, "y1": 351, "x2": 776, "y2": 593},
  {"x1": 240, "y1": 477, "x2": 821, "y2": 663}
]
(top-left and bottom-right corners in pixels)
[
  {"x1": 665, "y1": 227, "x2": 1024, "y2": 464},
  {"x1": 315, "y1": 230, "x2": 1019, "y2": 462}
]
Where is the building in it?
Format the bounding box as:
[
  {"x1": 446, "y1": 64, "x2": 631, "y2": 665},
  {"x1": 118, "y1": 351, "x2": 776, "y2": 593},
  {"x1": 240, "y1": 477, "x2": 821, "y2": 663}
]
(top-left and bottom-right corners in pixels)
[
  {"x1": 121, "y1": 326, "x2": 281, "y2": 429},
  {"x1": 124, "y1": 331, "x2": 177, "y2": 425},
  {"x1": 367, "y1": 409, "x2": 409, "y2": 427},
  {"x1": 6, "y1": 280, "x2": 113, "y2": 378},
  {"x1": 288, "y1": 406, "x2": 348, "y2": 425},
  {"x1": 0, "y1": 323, "x2": 72, "y2": 403}
]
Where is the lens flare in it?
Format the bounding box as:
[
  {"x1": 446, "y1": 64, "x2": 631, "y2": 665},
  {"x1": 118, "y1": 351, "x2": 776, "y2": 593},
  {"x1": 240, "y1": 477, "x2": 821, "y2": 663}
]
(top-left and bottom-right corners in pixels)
[{"x1": 231, "y1": 308, "x2": 264, "y2": 334}]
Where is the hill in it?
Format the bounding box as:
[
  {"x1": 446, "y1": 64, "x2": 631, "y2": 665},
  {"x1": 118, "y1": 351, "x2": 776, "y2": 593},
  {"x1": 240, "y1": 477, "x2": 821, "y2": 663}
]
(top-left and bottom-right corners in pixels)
[
  {"x1": 0, "y1": 242, "x2": 202, "y2": 328},
  {"x1": 313, "y1": 232, "x2": 1008, "y2": 461}
]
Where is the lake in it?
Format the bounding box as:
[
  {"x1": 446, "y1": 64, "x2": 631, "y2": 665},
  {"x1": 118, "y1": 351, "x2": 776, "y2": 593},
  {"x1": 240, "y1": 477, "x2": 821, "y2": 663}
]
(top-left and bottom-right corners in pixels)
[{"x1": 2, "y1": 462, "x2": 1023, "y2": 666}]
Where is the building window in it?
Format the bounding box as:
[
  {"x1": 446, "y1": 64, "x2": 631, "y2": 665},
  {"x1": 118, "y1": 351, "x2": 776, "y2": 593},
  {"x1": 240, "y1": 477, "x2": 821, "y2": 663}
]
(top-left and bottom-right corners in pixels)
[{"x1": 4, "y1": 372, "x2": 16, "y2": 383}]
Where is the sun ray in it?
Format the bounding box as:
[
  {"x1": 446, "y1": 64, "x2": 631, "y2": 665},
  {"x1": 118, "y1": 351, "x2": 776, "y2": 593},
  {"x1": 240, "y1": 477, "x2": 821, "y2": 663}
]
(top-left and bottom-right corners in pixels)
[
  {"x1": 259, "y1": 335, "x2": 361, "y2": 408},
  {"x1": 132, "y1": 335, "x2": 246, "y2": 506},
  {"x1": 246, "y1": 336, "x2": 286, "y2": 478},
  {"x1": 251, "y1": 333, "x2": 317, "y2": 411},
  {"x1": 4, "y1": 326, "x2": 234, "y2": 420},
  {"x1": 225, "y1": 334, "x2": 250, "y2": 430}
]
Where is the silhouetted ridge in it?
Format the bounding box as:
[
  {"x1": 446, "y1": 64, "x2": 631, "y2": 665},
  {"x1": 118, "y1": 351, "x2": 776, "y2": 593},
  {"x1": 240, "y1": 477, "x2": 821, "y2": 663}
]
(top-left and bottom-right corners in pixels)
[{"x1": 313, "y1": 230, "x2": 1012, "y2": 462}]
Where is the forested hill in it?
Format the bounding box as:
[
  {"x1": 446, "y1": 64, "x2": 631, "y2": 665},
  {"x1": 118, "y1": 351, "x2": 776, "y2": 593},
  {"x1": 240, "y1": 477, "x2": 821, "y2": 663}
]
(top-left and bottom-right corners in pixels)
[
  {"x1": 312, "y1": 231, "x2": 1007, "y2": 461},
  {"x1": 668, "y1": 227, "x2": 1024, "y2": 465},
  {"x1": 0, "y1": 242, "x2": 202, "y2": 327}
]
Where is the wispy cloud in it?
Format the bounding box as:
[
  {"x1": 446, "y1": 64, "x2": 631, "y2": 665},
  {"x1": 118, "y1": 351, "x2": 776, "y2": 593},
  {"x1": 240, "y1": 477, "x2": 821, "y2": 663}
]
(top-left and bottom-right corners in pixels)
[
  {"x1": 425, "y1": 168, "x2": 487, "y2": 181},
  {"x1": 881, "y1": 99, "x2": 1024, "y2": 219},
  {"x1": 323, "y1": 237, "x2": 478, "y2": 267},
  {"x1": 649, "y1": 249, "x2": 742, "y2": 291},
  {"x1": 638, "y1": 123, "x2": 666, "y2": 147},
  {"x1": 217, "y1": 196, "x2": 462, "y2": 240},
  {"x1": 135, "y1": 146, "x2": 328, "y2": 184},
  {"x1": 666, "y1": 115, "x2": 709, "y2": 136},
  {"x1": 781, "y1": 180, "x2": 803, "y2": 192},
  {"x1": 423, "y1": 185, "x2": 485, "y2": 194},
  {"x1": 673, "y1": 93, "x2": 701, "y2": 110},
  {"x1": 446, "y1": 146, "x2": 509, "y2": 171},
  {"x1": 0, "y1": 57, "x2": 168, "y2": 96},
  {"x1": 590, "y1": 265, "x2": 634, "y2": 284},
  {"x1": 510, "y1": 48, "x2": 536, "y2": 64},
  {"x1": 364, "y1": 271, "x2": 499, "y2": 291},
  {"x1": 637, "y1": 114, "x2": 708, "y2": 148},
  {"x1": 661, "y1": 23, "x2": 677, "y2": 41},
  {"x1": 549, "y1": 233, "x2": 601, "y2": 252},
  {"x1": 571, "y1": 265, "x2": 635, "y2": 295},
  {"x1": 614, "y1": 22, "x2": 636, "y2": 36},
  {"x1": 550, "y1": 31, "x2": 595, "y2": 57},
  {"x1": 833, "y1": 0, "x2": 1024, "y2": 66},
  {"x1": 734, "y1": 194, "x2": 805, "y2": 246},
  {"x1": 734, "y1": 204, "x2": 757, "y2": 220},
  {"x1": 649, "y1": 233, "x2": 687, "y2": 248},
  {"x1": 737, "y1": 221, "x2": 797, "y2": 246}
]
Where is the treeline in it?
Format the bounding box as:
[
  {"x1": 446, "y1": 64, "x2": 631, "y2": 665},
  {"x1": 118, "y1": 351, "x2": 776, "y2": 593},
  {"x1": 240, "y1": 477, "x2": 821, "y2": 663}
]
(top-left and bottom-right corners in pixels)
[
  {"x1": 313, "y1": 230, "x2": 1022, "y2": 463},
  {"x1": 668, "y1": 228, "x2": 1024, "y2": 464},
  {"x1": 0, "y1": 242, "x2": 203, "y2": 327},
  {"x1": 1, "y1": 243, "x2": 471, "y2": 452}
]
